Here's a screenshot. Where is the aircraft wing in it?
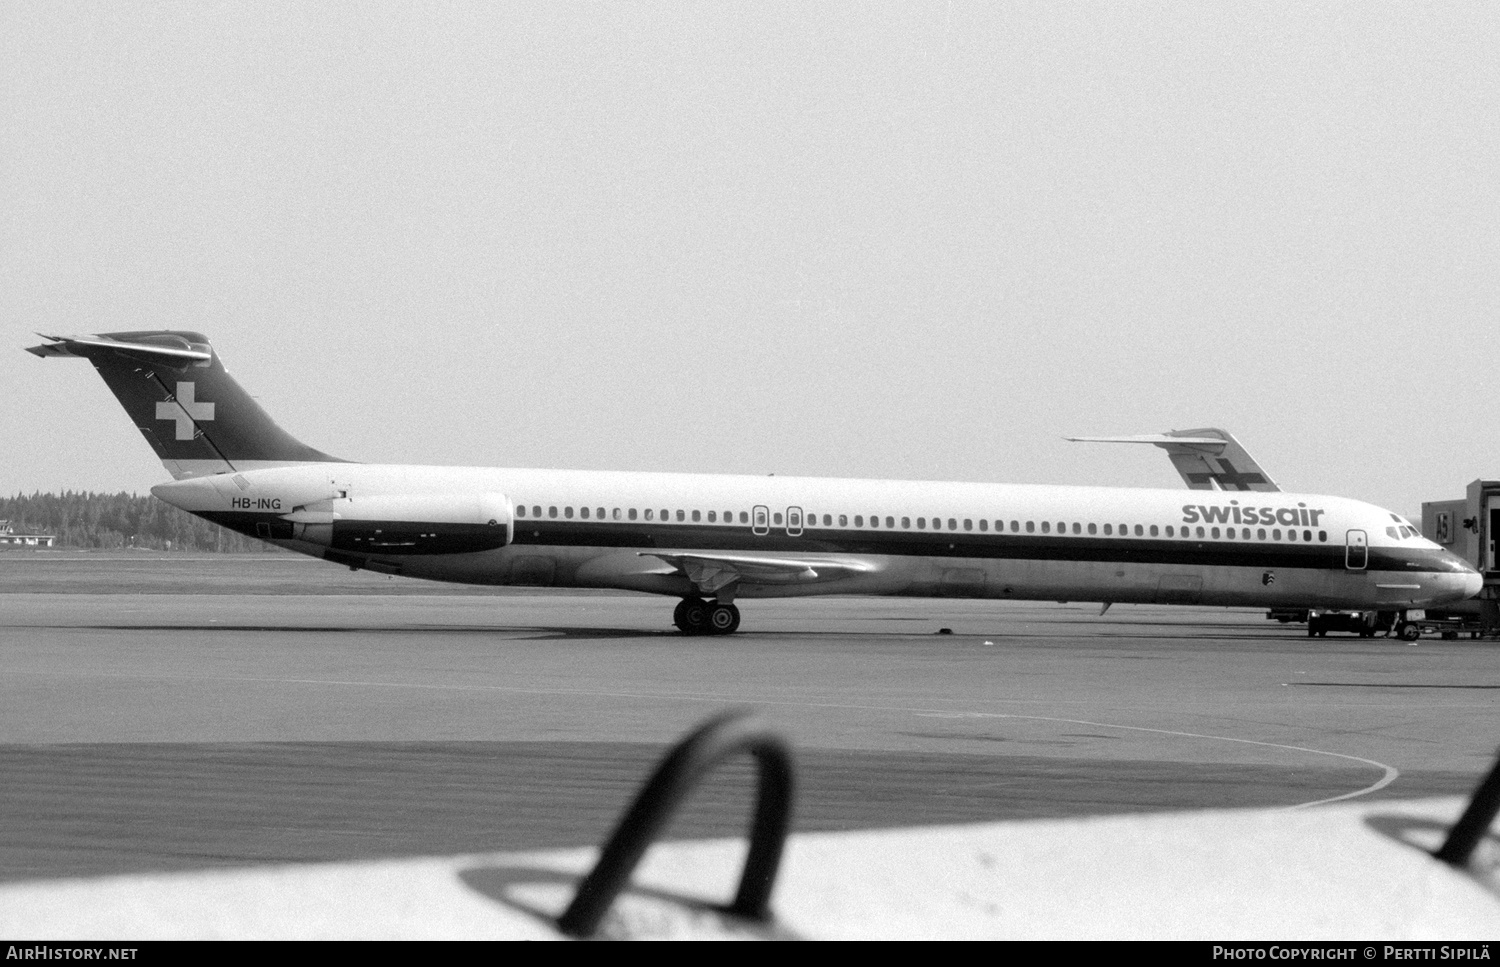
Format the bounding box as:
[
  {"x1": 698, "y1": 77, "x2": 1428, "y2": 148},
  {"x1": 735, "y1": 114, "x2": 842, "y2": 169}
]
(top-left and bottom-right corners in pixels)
[
  {"x1": 640, "y1": 551, "x2": 877, "y2": 594},
  {"x1": 1067, "y1": 427, "x2": 1281, "y2": 492}
]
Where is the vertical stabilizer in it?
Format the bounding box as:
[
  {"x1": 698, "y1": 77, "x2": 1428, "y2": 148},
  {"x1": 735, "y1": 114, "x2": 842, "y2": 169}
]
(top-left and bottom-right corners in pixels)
[
  {"x1": 27, "y1": 331, "x2": 347, "y2": 479},
  {"x1": 1065, "y1": 428, "x2": 1280, "y2": 492}
]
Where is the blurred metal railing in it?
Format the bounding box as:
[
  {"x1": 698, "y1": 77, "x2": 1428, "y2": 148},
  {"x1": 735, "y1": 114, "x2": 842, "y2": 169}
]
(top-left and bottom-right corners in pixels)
[{"x1": 557, "y1": 709, "x2": 795, "y2": 938}]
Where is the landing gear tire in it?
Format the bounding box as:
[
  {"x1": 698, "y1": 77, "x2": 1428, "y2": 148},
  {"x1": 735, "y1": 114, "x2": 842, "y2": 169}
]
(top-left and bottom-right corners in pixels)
[
  {"x1": 707, "y1": 603, "x2": 741, "y2": 635},
  {"x1": 674, "y1": 598, "x2": 711, "y2": 635},
  {"x1": 673, "y1": 597, "x2": 741, "y2": 635}
]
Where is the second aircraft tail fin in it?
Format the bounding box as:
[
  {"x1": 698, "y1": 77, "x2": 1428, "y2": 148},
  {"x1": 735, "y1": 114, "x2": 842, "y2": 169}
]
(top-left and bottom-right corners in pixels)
[{"x1": 1066, "y1": 427, "x2": 1280, "y2": 492}]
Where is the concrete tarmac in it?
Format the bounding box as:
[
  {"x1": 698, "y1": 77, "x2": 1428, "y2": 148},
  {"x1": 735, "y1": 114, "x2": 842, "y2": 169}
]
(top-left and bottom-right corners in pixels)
[{"x1": 2, "y1": 552, "x2": 1496, "y2": 885}]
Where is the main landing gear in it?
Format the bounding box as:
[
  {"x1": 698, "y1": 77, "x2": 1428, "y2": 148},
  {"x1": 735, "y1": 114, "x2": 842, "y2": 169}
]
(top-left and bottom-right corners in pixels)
[{"x1": 673, "y1": 597, "x2": 741, "y2": 636}]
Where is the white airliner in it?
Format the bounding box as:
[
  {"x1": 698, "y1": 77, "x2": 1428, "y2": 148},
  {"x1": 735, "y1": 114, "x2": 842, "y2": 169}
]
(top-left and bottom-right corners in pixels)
[{"x1": 28, "y1": 331, "x2": 1481, "y2": 634}]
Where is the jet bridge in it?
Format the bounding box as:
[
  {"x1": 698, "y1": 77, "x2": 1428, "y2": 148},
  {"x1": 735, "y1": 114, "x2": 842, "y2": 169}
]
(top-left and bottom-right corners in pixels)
[{"x1": 1420, "y1": 479, "x2": 1500, "y2": 638}]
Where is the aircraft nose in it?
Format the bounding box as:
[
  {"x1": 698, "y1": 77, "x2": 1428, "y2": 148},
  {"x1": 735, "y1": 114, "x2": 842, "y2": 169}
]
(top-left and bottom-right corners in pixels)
[{"x1": 1460, "y1": 571, "x2": 1484, "y2": 600}]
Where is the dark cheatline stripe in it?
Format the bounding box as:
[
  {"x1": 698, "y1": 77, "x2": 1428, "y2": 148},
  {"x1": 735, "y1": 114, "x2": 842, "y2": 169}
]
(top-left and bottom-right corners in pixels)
[
  {"x1": 198, "y1": 511, "x2": 1461, "y2": 574},
  {"x1": 511, "y1": 521, "x2": 1457, "y2": 573}
]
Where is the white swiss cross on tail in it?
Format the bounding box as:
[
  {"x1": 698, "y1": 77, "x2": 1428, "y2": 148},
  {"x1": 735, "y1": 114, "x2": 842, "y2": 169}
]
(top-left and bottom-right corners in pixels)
[{"x1": 155, "y1": 381, "x2": 215, "y2": 441}]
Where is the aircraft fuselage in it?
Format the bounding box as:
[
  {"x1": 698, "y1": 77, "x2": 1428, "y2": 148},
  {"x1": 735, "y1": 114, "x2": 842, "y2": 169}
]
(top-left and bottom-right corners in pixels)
[{"x1": 153, "y1": 463, "x2": 1482, "y2": 611}]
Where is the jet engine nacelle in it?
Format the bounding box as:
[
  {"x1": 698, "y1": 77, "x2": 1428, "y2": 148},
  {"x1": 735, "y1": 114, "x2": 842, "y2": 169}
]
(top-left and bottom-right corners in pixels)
[{"x1": 283, "y1": 492, "x2": 512, "y2": 556}]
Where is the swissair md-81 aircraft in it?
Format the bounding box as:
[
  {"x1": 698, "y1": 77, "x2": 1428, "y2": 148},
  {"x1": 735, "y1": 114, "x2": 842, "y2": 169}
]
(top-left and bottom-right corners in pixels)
[{"x1": 28, "y1": 331, "x2": 1481, "y2": 635}]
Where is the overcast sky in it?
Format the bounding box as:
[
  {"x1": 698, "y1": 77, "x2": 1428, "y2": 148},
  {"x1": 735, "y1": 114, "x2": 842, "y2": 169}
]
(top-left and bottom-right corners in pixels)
[{"x1": 4, "y1": 2, "x2": 1497, "y2": 514}]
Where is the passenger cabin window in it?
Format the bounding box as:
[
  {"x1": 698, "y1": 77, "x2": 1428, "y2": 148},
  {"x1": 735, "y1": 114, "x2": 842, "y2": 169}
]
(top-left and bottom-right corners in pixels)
[
  {"x1": 1088, "y1": 523, "x2": 1097, "y2": 534},
  {"x1": 902, "y1": 517, "x2": 911, "y2": 529},
  {"x1": 1104, "y1": 524, "x2": 1112, "y2": 535},
  {"x1": 1026, "y1": 521, "x2": 1035, "y2": 533},
  {"x1": 516, "y1": 505, "x2": 526, "y2": 517},
  {"x1": 579, "y1": 507, "x2": 588, "y2": 519},
  {"x1": 548, "y1": 506, "x2": 558, "y2": 519},
  {"x1": 691, "y1": 510, "x2": 700, "y2": 522},
  {"x1": 1041, "y1": 522, "x2": 1051, "y2": 534},
  {"x1": 917, "y1": 518, "x2": 926, "y2": 529}
]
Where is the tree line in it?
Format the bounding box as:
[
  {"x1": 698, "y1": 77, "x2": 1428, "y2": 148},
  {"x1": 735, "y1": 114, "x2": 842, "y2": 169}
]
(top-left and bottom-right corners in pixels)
[{"x1": 1, "y1": 492, "x2": 277, "y2": 552}]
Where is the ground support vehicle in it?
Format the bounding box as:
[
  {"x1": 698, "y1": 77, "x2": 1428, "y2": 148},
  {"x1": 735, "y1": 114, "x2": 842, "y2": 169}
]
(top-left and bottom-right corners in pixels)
[{"x1": 1305, "y1": 610, "x2": 1392, "y2": 638}]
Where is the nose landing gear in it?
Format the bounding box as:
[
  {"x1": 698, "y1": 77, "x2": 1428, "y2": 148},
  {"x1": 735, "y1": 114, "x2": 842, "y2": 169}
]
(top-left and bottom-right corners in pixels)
[{"x1": 673, "y1": 597, "x2": 741, "y2": 636}]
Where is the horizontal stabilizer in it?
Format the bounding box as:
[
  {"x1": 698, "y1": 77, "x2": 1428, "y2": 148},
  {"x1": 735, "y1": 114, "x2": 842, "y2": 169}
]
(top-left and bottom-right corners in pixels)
[
  {"x1": 1068, "y1": 427, "x2": 1280, "y2": 492},
  {"x1": 1066, "y1": 434, "x2": 1229, "y2": 451},
  {"x1": 27, "y1": 332, "x2": 212, "y2": 363}
]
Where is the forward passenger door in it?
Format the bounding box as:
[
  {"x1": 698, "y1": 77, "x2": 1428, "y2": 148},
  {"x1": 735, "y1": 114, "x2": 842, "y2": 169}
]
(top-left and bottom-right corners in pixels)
[{"x1": 1345, "y1": 529, "x2": 1368, "y2": 570}]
